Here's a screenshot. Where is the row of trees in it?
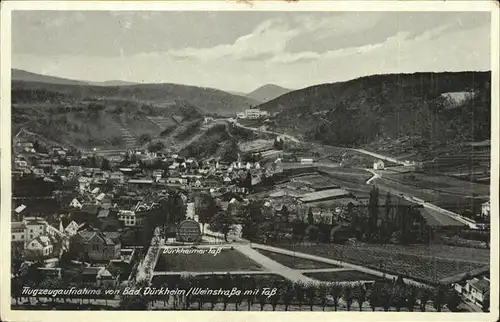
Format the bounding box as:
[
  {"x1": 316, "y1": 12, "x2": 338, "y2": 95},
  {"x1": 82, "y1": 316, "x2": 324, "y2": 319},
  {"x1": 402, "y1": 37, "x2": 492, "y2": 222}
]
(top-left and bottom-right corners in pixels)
[
  {"x1": 118, "y1": 274, "x2": 471, "y2": 312},
  {"x1": 12, "y1": 260, "x2": 488, "y2": 312}
]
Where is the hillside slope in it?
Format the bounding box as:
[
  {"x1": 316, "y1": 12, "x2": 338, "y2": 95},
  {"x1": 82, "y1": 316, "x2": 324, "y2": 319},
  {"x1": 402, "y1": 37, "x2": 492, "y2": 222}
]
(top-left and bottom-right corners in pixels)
[
  {"x1": 12, "y1": 69, "x2": 88, "y2": 86},
  {"x1": 12, "y1": 79, "x2": 259, "y2": 116},
  {"x1": 257, "y1": 72, "x2": 491, "y2": 152},
  {"x1": 247, "y1": 84, "x2": 292, "y2": 103}
]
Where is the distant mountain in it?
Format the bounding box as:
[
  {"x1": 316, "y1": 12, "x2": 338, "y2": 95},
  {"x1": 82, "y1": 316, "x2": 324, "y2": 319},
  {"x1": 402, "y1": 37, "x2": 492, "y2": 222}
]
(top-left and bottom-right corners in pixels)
[
  {"x1": 11, "y1": 69, "x2": 260, "y2": 116},
  {"x1": 246, "y1": 84, "x2": 292, "y2": 103},
  {"x1": 12, "y1": 69, "x2": 88, "y2": 86},
  {"x1": 257, "y1": 71, "x2": 491, "y2": 151},
  {"x1": 13, "y1": 69, "x2": 138, "y2": 87}
]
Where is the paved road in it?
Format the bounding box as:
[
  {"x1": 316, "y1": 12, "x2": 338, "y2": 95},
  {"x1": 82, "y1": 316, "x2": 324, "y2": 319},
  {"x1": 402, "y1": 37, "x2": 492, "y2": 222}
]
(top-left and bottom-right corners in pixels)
[
  {"x1": 232, "y1": 121, "x2": 301, "y2": 143},
  {"x1": 234, "y1": 245, "x2": 317, "y2": 284},
  {"x1": 298, "y1": 268, "x2": 350, "y2": 273},
  {"x1": 365, "y1": 169, "x2": 380, "y2": 185},
  {"x1": 366, "y1": 172, "x2": 478, "y2": 229},
  {"x1": 350, "y1": 148, "x2": 405, "y2": 165}
]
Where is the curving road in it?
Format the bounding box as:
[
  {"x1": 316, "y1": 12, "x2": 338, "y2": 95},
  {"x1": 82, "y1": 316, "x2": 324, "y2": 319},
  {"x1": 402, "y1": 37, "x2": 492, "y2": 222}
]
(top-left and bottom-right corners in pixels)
[
  {"x1": 350, "y1": 148, "x2": 405, "y2": 165},
  {"x1": 231, "y1": 121, "x2": 301, "y2": 143}
]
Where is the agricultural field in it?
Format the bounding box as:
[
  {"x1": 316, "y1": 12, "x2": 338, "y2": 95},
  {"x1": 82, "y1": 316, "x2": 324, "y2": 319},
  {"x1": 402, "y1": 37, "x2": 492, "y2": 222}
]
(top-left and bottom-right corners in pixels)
[
  {"x1": 289, "y1": 174, "x2": 339, "y2": 190},
  {"x1": 303, "y1": 270, "x2": 379, "y2": 282},
  {"x1": 256, "y1": 249, "x2": 340, "y2": 269},
  {"x1": 370, "y1": 176, "x2": 484, "y2": 214},
  {"x1": 154, "y1": 248, "x2": 265, "y2": 272},
  {"x1": 239, "y1": 139, "x2": 274, "y2": 152},
  {"x1": 277, "y1": 243, "x2": 489, "y2": 284},
  {"x1": 383, "y1": 172, "x2": 490, "y2": 197},
  {"x1": 319, "y1": 167, "x2": 372, "y2": 184}
]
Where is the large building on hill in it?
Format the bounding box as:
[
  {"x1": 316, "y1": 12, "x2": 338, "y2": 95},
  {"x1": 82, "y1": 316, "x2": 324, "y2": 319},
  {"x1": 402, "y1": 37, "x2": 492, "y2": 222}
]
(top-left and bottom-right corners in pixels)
[{"x1": 239, "y1": 108, "x2": 269, "y2": 119}]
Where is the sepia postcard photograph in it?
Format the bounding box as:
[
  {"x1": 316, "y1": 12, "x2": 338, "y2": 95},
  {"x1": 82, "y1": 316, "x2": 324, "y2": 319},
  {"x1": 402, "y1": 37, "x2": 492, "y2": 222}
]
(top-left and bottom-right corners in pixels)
[{"x1": 0, "y1": 1, "x2": 498, "y2": 321}]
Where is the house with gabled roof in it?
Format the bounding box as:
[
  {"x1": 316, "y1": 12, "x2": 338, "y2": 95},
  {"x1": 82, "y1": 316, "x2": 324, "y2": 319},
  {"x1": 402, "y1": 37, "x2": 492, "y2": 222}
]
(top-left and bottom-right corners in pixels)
[
  {"x1": 71, "y1": 228, "x2": 121, "y2": 262},
  {"x1": 64, "y1": 221, "x2": 80, "y2": 237},
  {"x1": 25, "y1": 235, "x2": 56, "y2": 260},
  {"x1": 69, "y1": 197, "x2": 84, "y2": 209}
]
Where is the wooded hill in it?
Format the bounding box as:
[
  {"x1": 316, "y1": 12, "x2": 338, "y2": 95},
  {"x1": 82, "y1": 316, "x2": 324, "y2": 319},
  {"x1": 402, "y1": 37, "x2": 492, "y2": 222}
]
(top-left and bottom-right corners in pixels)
[{"x1": 257, "y1": 72, "x2": 491, "y2": 149}]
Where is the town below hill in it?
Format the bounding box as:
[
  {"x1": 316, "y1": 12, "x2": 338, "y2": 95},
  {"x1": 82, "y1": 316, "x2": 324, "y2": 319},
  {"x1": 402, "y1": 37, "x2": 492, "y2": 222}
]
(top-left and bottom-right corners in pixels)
[{"x1": 10, "y1": 69, "x2": 491, "y2": 312}]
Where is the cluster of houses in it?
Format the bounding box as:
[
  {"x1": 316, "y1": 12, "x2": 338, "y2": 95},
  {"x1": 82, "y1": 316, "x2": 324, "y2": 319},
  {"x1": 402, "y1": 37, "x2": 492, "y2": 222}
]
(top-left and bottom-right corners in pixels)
[{"x1": 11, "y1": 136, "x2": 288, "y2": 287}]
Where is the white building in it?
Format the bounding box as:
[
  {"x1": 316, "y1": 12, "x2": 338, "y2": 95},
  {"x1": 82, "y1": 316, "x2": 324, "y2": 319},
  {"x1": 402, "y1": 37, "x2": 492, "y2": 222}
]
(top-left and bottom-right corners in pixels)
[
  {"x1": 457, "y1": 277, "x2": 490, "y2": 309},
  {"x1": 23, "y1": 218, "x2": 48, "y2": 243},
  {"x1": 245, "y1": 109, "x2": 268, "y2": 119},
  {"x1": 300, "y1": 158, "x2": 314, "y2": 165},
  {"x1": 69, "y1": 197, "x2": 83, "y2": 209},
  {"x1": 25, "y1": 235, "x2": 55, "y2": 259},
  {"x1": 481, "y1": 200, "x2": 490, "y2": 218},
  {"x1": 373, "y1": 160, "x2": 385, "y2": 170},
  {"x1": 118, "y1": 210, "x2": 137, "y2": 227}
]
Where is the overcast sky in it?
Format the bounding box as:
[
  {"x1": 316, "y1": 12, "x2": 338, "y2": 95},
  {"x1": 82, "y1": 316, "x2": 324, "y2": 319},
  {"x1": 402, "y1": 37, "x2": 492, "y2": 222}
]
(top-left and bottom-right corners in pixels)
[{"x1": 12, "y1": 11, "x2": 491, "y2": 92}]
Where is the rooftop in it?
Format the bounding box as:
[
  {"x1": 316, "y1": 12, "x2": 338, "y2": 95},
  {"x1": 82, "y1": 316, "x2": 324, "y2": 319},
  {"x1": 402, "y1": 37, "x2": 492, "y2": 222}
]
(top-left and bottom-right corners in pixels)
[
  {"x1": 420, "y1": 208, "x2": 466, "y2": 227},
  {"x1": 469, "y1": 278, "x2": 490, "y2": 292},
  {"x1": 299, "y1": 188, "x2": 350, "y2": 203}
]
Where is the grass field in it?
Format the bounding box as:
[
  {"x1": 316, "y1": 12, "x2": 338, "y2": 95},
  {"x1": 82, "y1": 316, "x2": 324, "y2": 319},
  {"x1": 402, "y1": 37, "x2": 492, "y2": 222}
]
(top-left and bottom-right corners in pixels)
[
  {"x1": 154, "y1": 248, "x2": 264, "y2": 272},
  {"x1": 383, "y1": 172, "x2": 490, "y2": 197},
  {"x1": 277, "y1": 243, "x2": 489, "y2": 284},
  {"x1": 371, "y1": 176, "x2": 484, "y2": 214},
  {"x1": 256, "y1": 249, "x2": 340, "y2": 269},
  {"x1": 303, "y1": 270, "x2": 379, "y2": 282}
]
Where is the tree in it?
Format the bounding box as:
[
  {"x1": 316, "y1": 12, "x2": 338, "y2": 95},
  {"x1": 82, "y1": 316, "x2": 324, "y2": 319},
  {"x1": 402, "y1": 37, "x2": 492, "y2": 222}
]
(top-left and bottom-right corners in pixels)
[
  {"x1": 196, "y1": 193, "x2": 221, "y2": 234},
  {"x1": 101, "y1": 158, "x2": 111, "y2": 171},
  {"x1": 329, "y1": 283, "x2": 343, "y2": 311},
  {"x1": 482, "y1": 290, "x2": 490, "y2": 312},
  {"x1": 209, "y1": 211, "x2": 235, "y2": 242},
  {"x1": 380, "y1": 283, "x2": 392, "y2": 312},
  {"x1": 165, "y1": 192, "x2": 187, "y2": 224},
  {"x1": 405, "y1": 285, "x2": 419, "y2": 312},
  {"x1": 385, "y1": 192, "x2": 392, "y2": 221},
  {"x1": 369, "y1": 284, "x2": 380, "y2": 311},
  {"x1": 307, "y1": 208, "x2": 314, "y2": 225},
  {"x1": 343, "y1": 284, "x2": 354, "y2": 311},
  {"x1": 138, "y1": 133, "x2": 152, "y2": 145},
  {"x1": 318, "y1": 283, "x2": 329, "y2": 311},
  {"x1": 391, "y1": 285, "x2": 406, "y2": 312},
  {"x1": 368, "y1": 185, "x2": 380, "y2": 241},
  {"x1": 294, "y1": 281, "x2": 306, "y2": 308},
  {"x1": 221, "y1": 139, "x2": 239, "y2": 163},
  {"x1": 89, "y1": 155, "x2": 99, "y2": 168},
  {"x1": 445, "y1": 288, "x2": 461, "y2": 312},
  {"x1": 307, "y1": 225, "x2": 320, "y2": 242},
  {"x1": 244, "y1": 171, "x2": 252, "y2": 190},
  {"x1": 11, "y1": 277, "x2": 22, "y2": 305},
  {"x1": 281, "y1": 205, "x2": 290, "y2": 223},
  {"x1": 283, "y1": 283, "x2": 295, "y2": 311},
  {"x1": 291, "y1": 218, "x2": 307, "y2": 243},
  {"x1": 353, "y1": 283, "x2": 367, "y2": 311},
  {"x1": 305, "y1": 283, "x2": 317, "y2": 311},
  {"x1": 418, "y1": 287, "x2": 431, "y2": 312},
  {"x1": 148, "y1": 141, "x2": 165, "y2": 153},
  {"x1": 432, "y1": 285, "x2": 446, "y2": 312}
]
